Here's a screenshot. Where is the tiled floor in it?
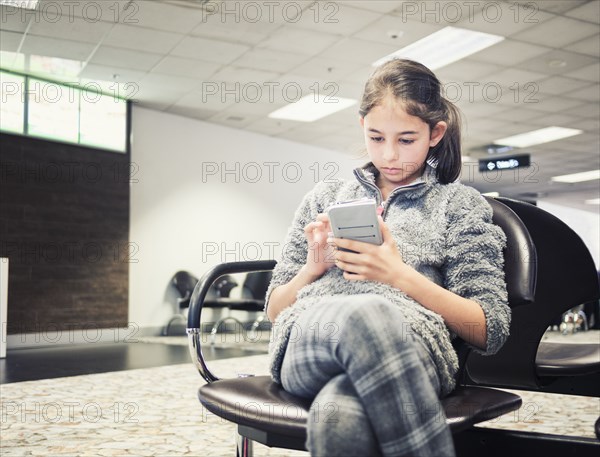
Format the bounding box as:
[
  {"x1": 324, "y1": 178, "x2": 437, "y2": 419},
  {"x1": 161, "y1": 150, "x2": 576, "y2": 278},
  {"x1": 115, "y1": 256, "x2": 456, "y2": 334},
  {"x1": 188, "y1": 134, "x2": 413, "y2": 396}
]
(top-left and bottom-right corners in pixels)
[{"x1": 0, "y1": 329, "x2": 598, "y2": 456}]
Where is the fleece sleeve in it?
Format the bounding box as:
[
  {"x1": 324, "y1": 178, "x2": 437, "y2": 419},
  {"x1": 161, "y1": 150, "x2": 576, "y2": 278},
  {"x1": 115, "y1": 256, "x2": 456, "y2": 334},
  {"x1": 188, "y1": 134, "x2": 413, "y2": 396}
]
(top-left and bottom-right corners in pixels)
[
  {"x1": 263, "y1": 181, "x2": 330, "y2": 317},
  {"x1": 441, "y1": 187, "x2": 511, "y2": 356}
]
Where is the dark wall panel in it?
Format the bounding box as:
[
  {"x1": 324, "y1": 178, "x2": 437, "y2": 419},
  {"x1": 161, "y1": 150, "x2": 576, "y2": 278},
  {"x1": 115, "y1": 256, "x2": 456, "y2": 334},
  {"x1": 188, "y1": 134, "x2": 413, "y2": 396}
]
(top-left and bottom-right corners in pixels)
[{"x1": 0, "y1": 133, "x2": 129, "y2": 334}]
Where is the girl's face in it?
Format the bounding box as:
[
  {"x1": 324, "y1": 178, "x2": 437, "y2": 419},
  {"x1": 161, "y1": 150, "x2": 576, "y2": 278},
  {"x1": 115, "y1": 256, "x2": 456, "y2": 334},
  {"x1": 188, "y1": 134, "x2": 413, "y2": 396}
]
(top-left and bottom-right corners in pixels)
[{"x1": 360, "y1": 96, "x2": 446, "y2": 194}]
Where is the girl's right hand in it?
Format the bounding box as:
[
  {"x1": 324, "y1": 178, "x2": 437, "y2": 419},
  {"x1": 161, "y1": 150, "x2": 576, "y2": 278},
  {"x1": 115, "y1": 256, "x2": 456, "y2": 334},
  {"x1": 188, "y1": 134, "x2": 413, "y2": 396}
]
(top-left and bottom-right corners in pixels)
[{"x1": 304, "y1": 213, "x2": 336, "y2": 277}]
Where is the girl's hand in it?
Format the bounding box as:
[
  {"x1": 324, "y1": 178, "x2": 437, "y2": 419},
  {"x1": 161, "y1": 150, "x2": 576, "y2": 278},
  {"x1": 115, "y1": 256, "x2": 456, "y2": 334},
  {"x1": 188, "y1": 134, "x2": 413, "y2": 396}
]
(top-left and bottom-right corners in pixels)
[
  {"x1": 304, "y1": 213, "x2": 336, "y2": 277},
  {"x1": 330, "y1": 216, "x2": 408, "y2": 286}
]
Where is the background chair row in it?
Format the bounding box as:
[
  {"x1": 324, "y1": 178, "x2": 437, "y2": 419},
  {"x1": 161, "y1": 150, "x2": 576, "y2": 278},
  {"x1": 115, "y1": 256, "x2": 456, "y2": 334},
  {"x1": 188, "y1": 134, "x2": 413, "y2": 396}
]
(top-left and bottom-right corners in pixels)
[{"x1": 166, "y1": 270, "x2": 272, "y2": 339}]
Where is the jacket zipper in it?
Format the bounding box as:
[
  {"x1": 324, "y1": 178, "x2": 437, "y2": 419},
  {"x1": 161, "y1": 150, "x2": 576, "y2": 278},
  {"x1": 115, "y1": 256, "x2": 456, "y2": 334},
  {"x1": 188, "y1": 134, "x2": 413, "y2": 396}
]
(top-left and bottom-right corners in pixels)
[{"x1": 353, "y1": 170, "x2": 426, "y2": 220}]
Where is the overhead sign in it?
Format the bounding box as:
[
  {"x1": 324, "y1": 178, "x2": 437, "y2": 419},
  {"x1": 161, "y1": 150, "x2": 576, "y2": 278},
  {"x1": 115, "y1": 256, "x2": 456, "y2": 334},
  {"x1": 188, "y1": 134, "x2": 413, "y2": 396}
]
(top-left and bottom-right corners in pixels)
[{"x1": 479, "y1": 154, "x2": 531, "y2": 172}]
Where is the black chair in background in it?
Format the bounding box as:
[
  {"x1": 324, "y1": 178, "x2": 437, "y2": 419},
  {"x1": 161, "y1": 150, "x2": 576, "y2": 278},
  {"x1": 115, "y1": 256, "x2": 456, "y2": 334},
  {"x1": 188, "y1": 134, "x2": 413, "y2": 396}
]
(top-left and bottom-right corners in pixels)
[
  {"x1": 186, "y1": 197, "x2": 553, "y2": 457},
  {"x1": 204, "y1": 271, "x2": 272, "y2": 344},
  {"x1": 165, "y1": 270, "x2": 238, "y2": 336}
]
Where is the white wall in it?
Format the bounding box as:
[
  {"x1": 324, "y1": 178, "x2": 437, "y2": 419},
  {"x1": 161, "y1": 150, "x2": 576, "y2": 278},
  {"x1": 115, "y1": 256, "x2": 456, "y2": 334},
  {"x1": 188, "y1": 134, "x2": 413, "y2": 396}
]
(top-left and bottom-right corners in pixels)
[
  {"x1": 537, "y1": 200, "x2": 600, "y2": 269},
  {"x1": 130, "y1": 106, "x2": 359, "y2": 331}
]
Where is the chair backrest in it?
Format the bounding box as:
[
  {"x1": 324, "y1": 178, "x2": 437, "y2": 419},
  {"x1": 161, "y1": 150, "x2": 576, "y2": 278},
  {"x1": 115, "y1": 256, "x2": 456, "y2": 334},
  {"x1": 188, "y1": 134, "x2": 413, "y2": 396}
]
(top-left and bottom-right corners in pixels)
[
  {"x1": 467, "y1": 197, "x2": 600, "y2": 389},
  {"x1": 172, "y1": 271, "x2": 199, "y2": 299},
  {"x1": 484, "y1": 197, "x2": 537, "y2": 308},
  {"x1": 454, "y1": 197, "x2": 537, "y2": 382},
  {"x1": 241, "y1": 271, "x2": 273, "y2": 299}
]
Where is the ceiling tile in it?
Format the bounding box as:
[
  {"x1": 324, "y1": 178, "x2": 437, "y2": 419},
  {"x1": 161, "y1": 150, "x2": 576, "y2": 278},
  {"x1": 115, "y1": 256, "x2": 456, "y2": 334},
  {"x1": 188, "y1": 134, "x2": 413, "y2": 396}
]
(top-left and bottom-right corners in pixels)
[
  {"x1": 244, "y1": 117, "x2": 298, "y2": 136},
  {"x1": 352, "y1": 15, "x2": 440, "y2": 46},
  {"x1": 21, "y1": 35, "x2": 95, "y2": 62},
  {"x1": 492, "y1": 107, "x2": 551, "y2": 122},
  {"x1": 349, "y1": 1, "x2": 404, "y2": 14},
  {"x1": 565, "y1": 84, "x2": 600, "y2": 101},
  {"x1": 562, "y1": 101, "x2": 600, "y2": 118},
  {"x1": 536, "y1": 75, "x2": 593, "y2": 95},
  {"x1": 530, "y1": 94, "x2": 587, "y2": 113},
  {"x1": 170, "y1": 36, "x2": 250, "y2": 64},
  {"x1": 78, "y1": 63, "x2": 146, "y2": 86},
  {"x1": 288, "y1": 56, "x2": 366, "y2": 81},
  {"x1": 517, "y1": 49, "x2": 598, "y2": 76},
  {"x1": 469, "y1": 40, "x2": 550, "y2": 67},
  {"x1": 150, "y1": 56, "x2": 221, "y2": 79},
  {"x1": 167, "y1": 105, "x2": 219, "y2": 121},
  {"x1": 0, "y1": 30, "x2": 22, "y2": 52},
  {"x1": 564, "y1": 62, "x2": 600, "y2": 82},
  {"x1": 318, "y1": 37, "x2": 400, "y2": 65},
  {"x1": 256, "y1": 27, "x2": 340, "y2": 56},
  {"x1": 436, "y1": 59, "x2": 503, "y2": 84},
  {"x1": 231, "y1": 48, "x2": 308, "y2": 73},
  {"x1": 527, "y1": 112, "x2": 582, "y2": 127},
  {"x1": 138, "y1": 72, "x2": 201, "y2": 92},
  {"x1": 290, "y1": 3, "x2": 382, "y2": 36},
  {"x1": 564, "y1": 34, "x2": 600, "y2": 57},
  {"x1": 511, "y1": 15, "x2": 598, "y2": 48},
  {"x1": 89, "y1": 45, "x2": 163, "y2": 72},
  {"x1": 0, "y1": 5, "x2": 31, "y2": 32},
  {"x1": 102, "y1": 24, "x2": 184, "y2": 54},
  {"x1": 456, "y1": 2, "x2": 554, "y2": 37},
  {"x1": 565, "y1": 0, "x2": 600, "y2": 23},
  {"x1": 126, "y1": 1, "x2": 207, "y2": 33},
  {"x1": 209, "y1": 66, "x2": 280, "y2": 85},
  {"x1": 207, "y1": 110, "x2": 261, "y2": 129},
  {"x1": 479, "y1": 68, "x2": 548, "y2": 91},
  {"x1": 27, "y1": 14, "x2": 114, "y2": 43}
]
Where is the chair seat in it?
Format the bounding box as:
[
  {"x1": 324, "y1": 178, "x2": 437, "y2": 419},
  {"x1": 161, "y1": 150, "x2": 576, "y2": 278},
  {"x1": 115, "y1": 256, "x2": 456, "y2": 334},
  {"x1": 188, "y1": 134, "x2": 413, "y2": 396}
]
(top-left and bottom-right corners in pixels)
[
  {"x1": 536, "y1": 342, "x2": 600, "y2": 377},
  {"x1": 198, "y1": 376, "x2": 522, "y2": 439},
  {"x1": 204, "y1": 297, "x2": 265, "y2": 312}
]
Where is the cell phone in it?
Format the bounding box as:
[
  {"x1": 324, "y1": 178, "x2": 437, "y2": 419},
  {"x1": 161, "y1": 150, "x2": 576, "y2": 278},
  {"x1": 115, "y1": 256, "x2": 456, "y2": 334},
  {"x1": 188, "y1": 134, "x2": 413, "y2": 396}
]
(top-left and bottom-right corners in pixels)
[{"x1": 327, "y1": 198, "x2": 383, "y2": 250}]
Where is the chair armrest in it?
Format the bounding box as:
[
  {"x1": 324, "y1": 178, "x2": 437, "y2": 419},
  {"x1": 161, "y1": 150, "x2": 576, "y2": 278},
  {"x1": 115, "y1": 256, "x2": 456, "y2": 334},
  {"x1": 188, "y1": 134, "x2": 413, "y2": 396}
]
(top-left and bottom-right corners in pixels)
[{"x1": 187, "y1": 260, "x2": 277, "y2": 383}]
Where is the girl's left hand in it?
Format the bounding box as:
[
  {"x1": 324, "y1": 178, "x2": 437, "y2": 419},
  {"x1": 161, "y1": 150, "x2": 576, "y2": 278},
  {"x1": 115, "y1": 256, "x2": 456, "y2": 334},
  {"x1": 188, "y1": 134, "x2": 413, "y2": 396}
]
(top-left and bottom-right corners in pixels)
[{"x1": 330, "y1": 216, "x2": 408, "y2": 286}]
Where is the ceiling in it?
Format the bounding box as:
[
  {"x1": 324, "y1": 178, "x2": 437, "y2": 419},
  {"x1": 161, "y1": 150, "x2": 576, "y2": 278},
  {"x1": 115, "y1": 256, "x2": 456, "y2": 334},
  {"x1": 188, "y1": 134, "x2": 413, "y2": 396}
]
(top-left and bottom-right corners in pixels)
[{"x1": 1, "y1": 0, "x2": 599, "y2": 212}]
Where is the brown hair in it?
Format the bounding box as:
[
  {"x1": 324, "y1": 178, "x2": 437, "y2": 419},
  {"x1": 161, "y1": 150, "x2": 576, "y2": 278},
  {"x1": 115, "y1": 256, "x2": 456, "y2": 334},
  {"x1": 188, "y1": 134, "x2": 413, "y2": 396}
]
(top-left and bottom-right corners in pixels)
[{"x1": 359, "y1": 59, "x2": 462, "y2": 184}]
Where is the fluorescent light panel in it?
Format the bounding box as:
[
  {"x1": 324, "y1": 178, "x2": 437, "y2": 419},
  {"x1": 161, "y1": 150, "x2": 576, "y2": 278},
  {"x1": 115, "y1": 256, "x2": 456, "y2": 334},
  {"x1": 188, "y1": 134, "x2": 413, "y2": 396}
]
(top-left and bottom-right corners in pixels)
[
  {"x1": 372, "y1": 26, "x2": 504, "y2": 69},
  {"x1": 494, "y1": 126, "x2": 583, "y2": 148},
  {"x1": 585, "y1": 198, "x2": 600, "y2": 205},
  {"x1": 551, "y1": 170, "x2": 600, "y2": 183},
  {"x1": 268, "y1": 94, "x2": 357, "y2": 122},
  {"x1": 0, "y1": 0, "x2": 38, "y2": 9}
]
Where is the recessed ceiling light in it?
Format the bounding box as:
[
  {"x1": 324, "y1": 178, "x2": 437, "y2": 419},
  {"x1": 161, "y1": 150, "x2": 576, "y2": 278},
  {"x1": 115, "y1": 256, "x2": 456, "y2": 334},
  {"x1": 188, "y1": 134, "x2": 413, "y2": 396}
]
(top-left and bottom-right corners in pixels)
[
  {"x1": 547, "y1": 59, "x2": 567, "y2": 68},
  {"x1": 551, "y1": 170, "x2": 600, "y2": 184},
  {"x1": 482, "y1": 192, "x2": 500, "y2": 197},
  {"x1": 0, "y1": 0, "x2": 38, "y2": 9},
  {"x1": 372, "y1": 26, "x2": 504, "y2": 70},
  {"x1": 493, "y1": 126, "x2": 583, "y2": 148},
  {"x1": 268, "y1": 94, "x2": 357, "y2": 122},
  {"x1": 584, "y1": 198, "x2": 600, "y2": 205}
]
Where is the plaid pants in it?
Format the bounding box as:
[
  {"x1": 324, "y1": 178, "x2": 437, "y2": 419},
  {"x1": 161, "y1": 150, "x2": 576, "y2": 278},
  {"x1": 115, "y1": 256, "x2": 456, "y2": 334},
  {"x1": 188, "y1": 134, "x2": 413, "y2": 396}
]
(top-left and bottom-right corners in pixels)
[{"x1": 280, "y1": 294, "x2": 456, "y2": 457}]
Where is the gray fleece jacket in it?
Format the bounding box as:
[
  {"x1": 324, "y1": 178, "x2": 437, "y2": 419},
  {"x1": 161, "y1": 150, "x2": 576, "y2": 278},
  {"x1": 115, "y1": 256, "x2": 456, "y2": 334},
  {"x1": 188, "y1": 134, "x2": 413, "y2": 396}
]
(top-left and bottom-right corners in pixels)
[{"x1": 265, "y1": 162, "x2": 510, "y2": 396}]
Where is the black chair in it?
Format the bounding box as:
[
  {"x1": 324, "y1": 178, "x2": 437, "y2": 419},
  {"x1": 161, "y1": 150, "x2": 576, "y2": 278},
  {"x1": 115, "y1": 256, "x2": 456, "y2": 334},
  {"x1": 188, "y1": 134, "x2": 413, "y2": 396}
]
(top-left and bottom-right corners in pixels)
[
  {"x1": 166, "y1": 271, "x2": 237, "y2": 336},
  {"x1": 187, "y1": 197, "x2": 541, "y2": 456},
  {"x1": 459, "y1": 197, "x2": 600, "y2": 453},
  {"x1": 466, "y1": 198, "x2": 600, "y2": 397},
  {"x1": 204, "y1": 271, "x2": 273, "y2": 343}
]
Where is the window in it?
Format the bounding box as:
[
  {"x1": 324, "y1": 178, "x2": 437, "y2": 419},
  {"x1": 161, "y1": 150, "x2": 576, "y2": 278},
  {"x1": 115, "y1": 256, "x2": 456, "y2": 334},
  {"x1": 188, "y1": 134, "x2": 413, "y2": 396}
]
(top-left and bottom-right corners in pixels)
[
  {"x1": 0, "y1": 72, "x2": 25, "y2": 134},
  {"x1": 0, "y1": 70, "x2": 129, "y2": 153}
]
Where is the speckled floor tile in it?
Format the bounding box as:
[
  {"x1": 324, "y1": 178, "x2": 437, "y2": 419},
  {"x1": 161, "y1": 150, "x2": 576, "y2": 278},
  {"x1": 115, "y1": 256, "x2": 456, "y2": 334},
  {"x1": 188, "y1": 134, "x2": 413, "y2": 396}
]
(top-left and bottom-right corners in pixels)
[{"x1": 1, "y1": 345, "x2": 598, "y2": 456}]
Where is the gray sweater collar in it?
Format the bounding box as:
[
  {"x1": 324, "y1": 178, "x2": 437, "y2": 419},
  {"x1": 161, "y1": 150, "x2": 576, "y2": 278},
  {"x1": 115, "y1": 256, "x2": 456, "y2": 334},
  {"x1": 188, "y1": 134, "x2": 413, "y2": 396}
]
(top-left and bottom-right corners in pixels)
[{"x1": 353, "y1": 161, "x2": 438, "y2": 203}]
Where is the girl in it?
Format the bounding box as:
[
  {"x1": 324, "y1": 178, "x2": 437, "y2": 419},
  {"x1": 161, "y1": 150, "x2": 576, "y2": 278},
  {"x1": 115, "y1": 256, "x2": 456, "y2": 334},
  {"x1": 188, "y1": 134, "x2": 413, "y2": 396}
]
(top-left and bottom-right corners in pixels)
[{"x1": 264, "y1": 59, "x2": 510, "y2": 457}]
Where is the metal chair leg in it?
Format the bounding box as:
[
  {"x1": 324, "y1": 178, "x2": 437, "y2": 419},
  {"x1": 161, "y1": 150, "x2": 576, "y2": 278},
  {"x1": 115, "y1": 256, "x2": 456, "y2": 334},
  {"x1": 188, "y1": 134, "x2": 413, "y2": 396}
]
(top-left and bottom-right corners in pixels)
[{"x1": 236, "y1": 432, "x2": 253, "y2": 457}]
